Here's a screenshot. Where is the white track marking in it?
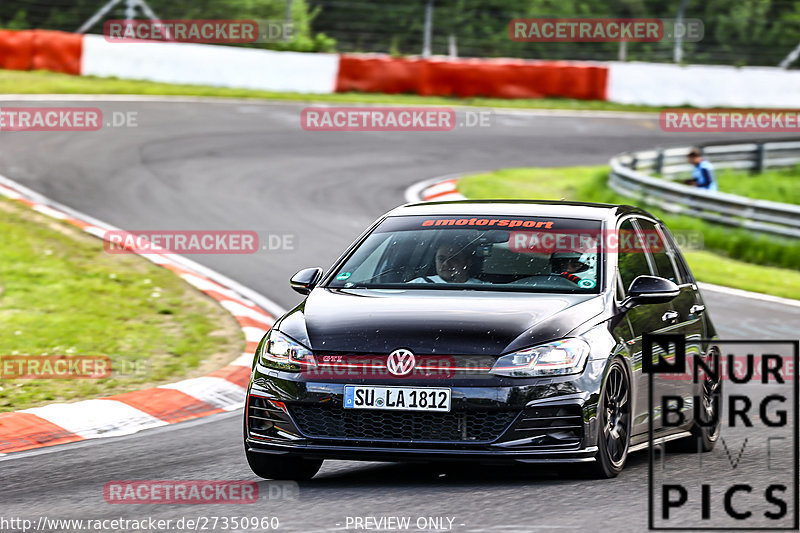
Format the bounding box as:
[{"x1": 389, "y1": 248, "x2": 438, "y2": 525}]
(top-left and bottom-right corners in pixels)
[
  {"x1": 159, "y1": 377, "x2": 247, "y2": 410},
  {"x1": 23, "y1": 400, "x2": 167, "y2": 439},
  {"x1": 219, "y1": 300, "x2": 274, "y2": 325},
  {"x1": 32, "y1": 204, "x2": 68, "y2": 219},
  {"x1": 698, "y1": 282, "x2": 800, "y2": 308},
  {"x1": 230, "y1": 353, "x2": 256, "y2": 367}
]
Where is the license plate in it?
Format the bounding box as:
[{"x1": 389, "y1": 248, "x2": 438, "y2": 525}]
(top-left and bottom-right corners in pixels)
[{"x1": 343, "y1": 385, "x2": 451, "y2": 412}]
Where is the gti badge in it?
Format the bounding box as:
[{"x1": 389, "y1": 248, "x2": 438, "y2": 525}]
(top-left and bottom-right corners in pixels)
[{"x1": 386, "y1": 348, "x2": 416, "y2": 376}]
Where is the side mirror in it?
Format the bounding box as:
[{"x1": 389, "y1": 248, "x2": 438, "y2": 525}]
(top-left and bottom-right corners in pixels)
[
  {"x1": 621, "y1": 275, "x2": 680, "y2": 309},
  {"x1": 290, "y1": 267, "x2": 323, "y2": 295}
]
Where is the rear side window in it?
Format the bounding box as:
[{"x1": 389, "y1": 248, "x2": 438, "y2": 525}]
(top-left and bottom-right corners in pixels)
[
  {"x1": 660, "y1": 225, "x2": 693, "y2": 284},
  {"x1": 617, "y1": 219, "x2": 653, "y2": 295},
  {"x1": 636, "y1": 219, "x2": 678, "y2": 283}
]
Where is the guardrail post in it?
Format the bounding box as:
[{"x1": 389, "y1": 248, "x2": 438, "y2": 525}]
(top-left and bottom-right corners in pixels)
[
  {"x1": 755, "y1": 143, "x2": 766, "y2": 174},
  {"x1": 655, "y1": 149, "x2": 664, "y2": 176}
]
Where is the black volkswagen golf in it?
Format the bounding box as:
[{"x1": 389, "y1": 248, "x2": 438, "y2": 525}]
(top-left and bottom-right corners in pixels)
[{"x1": 244, "y1": 201, "x2": 721, "y2": 479}]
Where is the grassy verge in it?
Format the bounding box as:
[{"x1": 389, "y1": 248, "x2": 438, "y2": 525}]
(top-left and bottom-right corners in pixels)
[
  {"x1": 458, "y1": 166, "x2": 800, "y2": 300},
  {"x1": 0, "y1": 69, "x2": 667, "y2": 112},
  {"x1": 715, "y1": 166, "x2": 800, "y2": 204},
  {"x1": 0, "y1": 197, "x2": 244, "y2": 411},
  {"x1": 682, "y1": 251, "x2": 800, "y2": 299}
]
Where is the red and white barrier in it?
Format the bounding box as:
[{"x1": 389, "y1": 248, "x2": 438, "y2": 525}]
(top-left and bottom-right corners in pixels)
[
  {"x1": 1, "y1": 30, "x2": 799, "y2": 112},
  {"x1": 0, "y1": 30, "x2": 800, "y2": 108},
  {"x1": 0, "y1": 30, "x2": 610, "y2": 101},
  {"x1": 607, "y1": 61, "x2": 800, "y2": 109},
  {"x1": 336, "y1": 54, "x2": 608, "y2": 100},
  {"x1": 81, "y1": 34, "x2": 340, "y2": 94},
  {"x1": 0, "y1": 29, "x2": 82, "y2": 74}
]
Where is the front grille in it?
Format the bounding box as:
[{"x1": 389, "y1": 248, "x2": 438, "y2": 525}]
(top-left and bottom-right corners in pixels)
[
  {"x1": 507, "y1": 405, "x2": 584, "y2": 448},
  {"x1": 288, "y1": 405, "x2": 519, "y2": 443}
]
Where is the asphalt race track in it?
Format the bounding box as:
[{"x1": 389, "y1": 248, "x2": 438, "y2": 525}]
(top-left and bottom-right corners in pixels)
[{"x1": 1, "y1": 99, "x2": 798, "y2": 532}]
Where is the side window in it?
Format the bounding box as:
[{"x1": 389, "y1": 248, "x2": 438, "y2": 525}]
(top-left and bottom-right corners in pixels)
[
  {"x1": 660, "y1": 225, "x2": 693, "y2": 284},
  {"x1": 636, "y1": 219, "x2": 678, "y2": 283},
  {"x1": 617, "y1": 219, "x2": 653, "y2": 295}
]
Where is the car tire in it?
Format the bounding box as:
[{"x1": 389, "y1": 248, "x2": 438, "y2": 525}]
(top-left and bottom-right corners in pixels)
[
  {"x1": 592, "y1": 358, "x2": 631, "y2": 478},
  {"x1": 245, "y1": 449, "x2": 323, "y2": 480},
  {"x1": 676, "y1": 347, "x2": 722, "y2": 453}
]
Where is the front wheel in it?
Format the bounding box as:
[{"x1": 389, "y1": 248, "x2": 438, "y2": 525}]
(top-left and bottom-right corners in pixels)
[
  {"x1": 592, "y1": 358, "x2": 631, "y2": 478},
  {"x1": 245, "y1": 449, "x2": 323, "y2": 480}
]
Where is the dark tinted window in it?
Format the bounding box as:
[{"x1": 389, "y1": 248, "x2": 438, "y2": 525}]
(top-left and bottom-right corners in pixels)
[
  {"x1": 660, "y1": 225, "x2": 693, "y2": 284},
  {"x1": 617, "y1": 219, "x2": 653, "y2": 295},
  {"x1": 636, "y1": 219, "x2": 678, "y2": 283}
]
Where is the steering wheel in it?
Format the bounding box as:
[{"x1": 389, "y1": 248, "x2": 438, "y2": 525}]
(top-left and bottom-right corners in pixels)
[{"x1": 558, "y1": 271, "x2": 582, "y2": 284}]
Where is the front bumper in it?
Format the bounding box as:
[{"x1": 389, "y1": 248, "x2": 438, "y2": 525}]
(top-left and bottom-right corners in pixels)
[{"x1": 245, "y1": 363, "x2": 606, "y2": 463}]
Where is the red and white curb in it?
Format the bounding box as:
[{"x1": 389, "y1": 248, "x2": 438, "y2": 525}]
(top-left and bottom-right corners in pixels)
[
  {"x1": 404, "y1": 173, "x2": 466, "y2": 203},
  {"x1": 405, "y1": 174, "x2": 800, "y2": 308},
  {"x1": 0, "y1": 174, "x2": 285, "y2": 455}
]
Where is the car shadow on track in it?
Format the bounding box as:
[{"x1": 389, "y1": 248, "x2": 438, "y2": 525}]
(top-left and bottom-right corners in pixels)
[{"x1": 293, "y1": 451, "x2": 651, "y2": 488}]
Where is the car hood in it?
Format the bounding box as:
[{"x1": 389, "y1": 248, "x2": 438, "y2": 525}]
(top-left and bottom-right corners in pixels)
[{"x1": 277, "y1": 288, "x2": 606, "y2": 356}]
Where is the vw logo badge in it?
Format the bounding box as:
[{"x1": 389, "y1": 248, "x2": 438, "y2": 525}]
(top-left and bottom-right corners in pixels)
[{"x1": 386, "y1": 349, "x2": 416, "y2": 376}]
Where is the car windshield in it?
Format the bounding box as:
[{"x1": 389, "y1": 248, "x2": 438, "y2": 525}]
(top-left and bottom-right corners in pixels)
[{"x1": 327, "y1": 214, "x2": 603, "y2": 293}]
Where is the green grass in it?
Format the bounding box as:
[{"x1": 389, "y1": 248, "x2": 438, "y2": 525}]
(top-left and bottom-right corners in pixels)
[
  {"x1": 458, "y1": 166, "x2": 800, "y2": 300},
  {"x1": 715, "y1": 166, "x2": 800, "y2": 205},
  {"x1": 0, "y1": 197, "x2": 244, "y2": 411},
  {"x1": 682, "y1": 251, "x2": 800, "y2": 300},
  {"x1": 0, "y1": 68, "x2": 667, "y2": 112},
  {"x1": 459, "y1": 166, "x2": 602, "y2": 201}
]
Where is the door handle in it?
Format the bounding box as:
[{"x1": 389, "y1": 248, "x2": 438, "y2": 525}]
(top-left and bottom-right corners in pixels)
[
  {"x1": 662, "y1": 310, "x2": 679, "y2": 323},
  {"x1": 690, "y1": 304, "x2": 705, "y2": 315}
]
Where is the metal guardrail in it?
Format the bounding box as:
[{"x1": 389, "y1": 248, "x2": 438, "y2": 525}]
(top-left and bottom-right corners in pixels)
[{"x1": 609, "y1": 140, "x2": 800, "y2": 239}]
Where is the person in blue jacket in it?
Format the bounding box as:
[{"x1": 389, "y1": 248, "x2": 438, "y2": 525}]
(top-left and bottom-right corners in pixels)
[{"x1": 683, "y1": 148, "x2": 718, "y2": 191}]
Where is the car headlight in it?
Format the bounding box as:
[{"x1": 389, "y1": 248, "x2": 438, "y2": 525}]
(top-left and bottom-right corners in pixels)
[
  {"x1": 259, "y1": 330, "x2": 316, "y2": 370},
  {"x1": 490, "y1": 338, "x2": 590, "y2": 377}
]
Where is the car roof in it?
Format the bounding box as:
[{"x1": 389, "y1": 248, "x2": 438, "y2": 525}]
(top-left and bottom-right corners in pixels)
[{"x1": 387, "y1": 200, "x2": 653, "y2": 222}]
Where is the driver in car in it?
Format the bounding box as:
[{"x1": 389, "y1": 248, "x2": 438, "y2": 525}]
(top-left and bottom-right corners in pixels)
[
  {"x1": 412, "y1": 237, "x2": 483, "y2": 284},
  {"x1": 550, "y1": 251, "x2": 590, "y2": 279}
]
